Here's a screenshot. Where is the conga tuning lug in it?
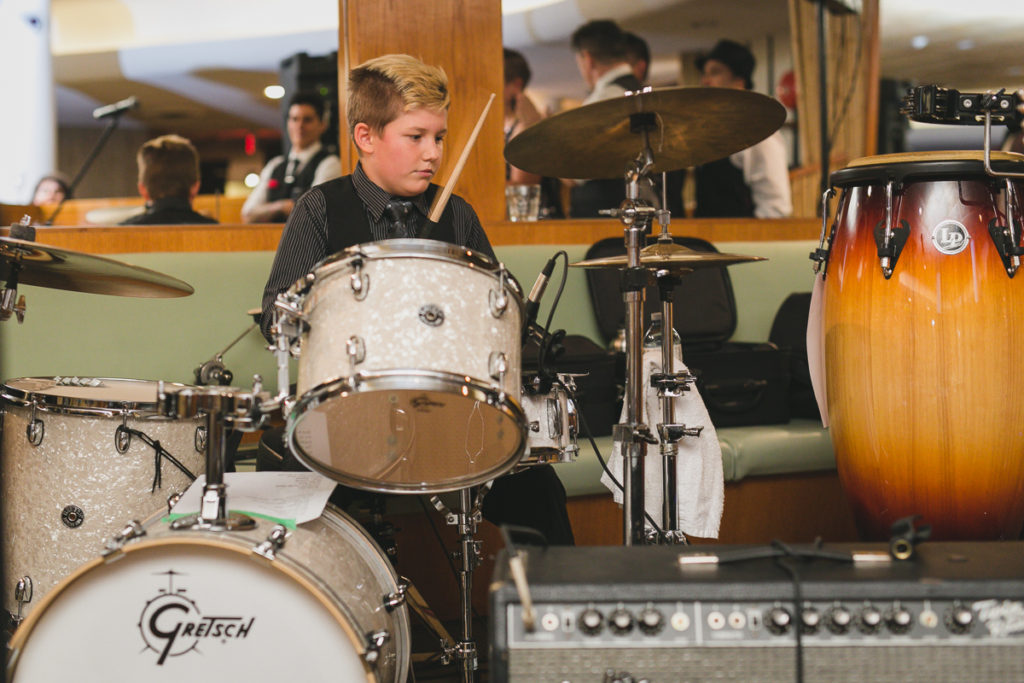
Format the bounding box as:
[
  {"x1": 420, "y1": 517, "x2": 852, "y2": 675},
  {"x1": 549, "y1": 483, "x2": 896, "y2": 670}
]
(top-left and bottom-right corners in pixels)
[
  {"x1": 874, "y1": 219, "x2": 909, "y2": 279},
  {"x1": 987, "y1": 218, "x2": 1024, "y2": 278}
]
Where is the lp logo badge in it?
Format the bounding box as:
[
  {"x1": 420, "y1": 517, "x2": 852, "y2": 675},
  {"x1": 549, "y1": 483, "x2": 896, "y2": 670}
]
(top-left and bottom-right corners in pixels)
[{"x1": 931, "y1": 220, "x2": 970, "y2": 255}]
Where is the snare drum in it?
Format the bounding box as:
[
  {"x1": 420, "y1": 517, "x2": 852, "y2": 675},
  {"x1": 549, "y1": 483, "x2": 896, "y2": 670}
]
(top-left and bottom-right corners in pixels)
[
  {"x1": 284, "y1": 239, "x2": 527, "y2": 493},
  {"x1": 5, "y1": 505, "x2": 410, "y2": 682},
  {"x1": 821, "y1": 151, "x2": 1024, "y2": 540},
  {"x1": 1, "y1": 377, "x2": 205, "y2": 619},
  {"x1": 519, "y1": 380, "x2": 579, "y2": 468}
]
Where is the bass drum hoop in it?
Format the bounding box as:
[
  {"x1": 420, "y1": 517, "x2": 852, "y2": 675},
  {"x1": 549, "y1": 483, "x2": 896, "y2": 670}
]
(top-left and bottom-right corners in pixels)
[
  {"x1": 0, "y1": 377, "x2": 192, "y2": 420},
  {"x1": 287, "y1": 370, "x2": 527, "y2": 493},
  {"x1": 6, "y1": 507, "x2": 408, "y2": 682}
]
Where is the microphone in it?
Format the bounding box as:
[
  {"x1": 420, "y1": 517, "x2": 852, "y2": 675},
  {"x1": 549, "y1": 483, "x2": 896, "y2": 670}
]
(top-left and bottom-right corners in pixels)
[
  {"x1": 92, "y1": 96, "x2": 139, "y2": 120},
  {"x1": 522, "y1": 254, "x2": 557, "y2": 336}
]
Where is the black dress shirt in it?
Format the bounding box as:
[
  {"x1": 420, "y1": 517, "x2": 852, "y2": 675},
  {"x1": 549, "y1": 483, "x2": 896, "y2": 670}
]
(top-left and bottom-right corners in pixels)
[
  {"x1": 119, "y1": 197, "x2": 218, "y2": 225},
  {"x1": 259, "y1": 163, "x2": 494, "y2": 339}
]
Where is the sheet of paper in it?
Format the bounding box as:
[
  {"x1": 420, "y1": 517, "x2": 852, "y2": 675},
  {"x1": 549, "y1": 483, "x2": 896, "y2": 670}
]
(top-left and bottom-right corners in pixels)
[{"x1": 171, "y1": 472, "x2": 336, "y2": 524}]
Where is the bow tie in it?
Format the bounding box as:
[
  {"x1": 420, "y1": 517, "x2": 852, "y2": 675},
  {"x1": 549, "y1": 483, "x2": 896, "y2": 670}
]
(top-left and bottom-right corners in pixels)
[{"x1": 384, "y1": 199, "x2": 415, "y2": 239}]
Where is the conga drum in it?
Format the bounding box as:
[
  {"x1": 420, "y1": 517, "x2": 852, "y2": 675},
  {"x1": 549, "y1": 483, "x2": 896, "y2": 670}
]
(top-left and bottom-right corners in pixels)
[{"x1": 821, "y1": 151, "x2": 1024, "y2": 540}]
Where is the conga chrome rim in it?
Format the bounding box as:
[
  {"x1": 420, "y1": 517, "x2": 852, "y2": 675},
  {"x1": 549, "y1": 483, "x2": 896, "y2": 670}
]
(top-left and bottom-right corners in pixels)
[
  {"x1": 0, "y1": 377, "x2": 191, "y2": 419},
  {"x1": 286, "y1": 370, "x2": 527, "y2": 493}
]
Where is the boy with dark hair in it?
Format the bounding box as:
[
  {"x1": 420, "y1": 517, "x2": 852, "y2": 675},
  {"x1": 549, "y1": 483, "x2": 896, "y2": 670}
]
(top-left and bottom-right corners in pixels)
[
  {"x1": 242, "y1": 91, "x2": 341, "y2": 223},
  {"x1": 259, "y1": 53, "x2": 574, "y2": 545},
  {"x1": 120, "y1": 134, "x2": 216, "y2": 225}
]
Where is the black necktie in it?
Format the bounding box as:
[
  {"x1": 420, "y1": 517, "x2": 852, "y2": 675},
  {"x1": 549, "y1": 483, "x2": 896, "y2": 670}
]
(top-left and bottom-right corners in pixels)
[
  {"x1": 284, "y1": 157, "x2": 299, "y2": 184},
  {"x1": 384, "y1": 200, "x2": 414, "y2": 238}
]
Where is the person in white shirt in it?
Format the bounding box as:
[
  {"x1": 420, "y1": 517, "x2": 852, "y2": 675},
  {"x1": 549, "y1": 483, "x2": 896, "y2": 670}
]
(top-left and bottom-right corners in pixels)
[
  {"x1": 695, "y1": 40, "x2": 792, "y2": 218},
  {"x1": 241, "y1": 92, "x2": 342, "y2": 223}
]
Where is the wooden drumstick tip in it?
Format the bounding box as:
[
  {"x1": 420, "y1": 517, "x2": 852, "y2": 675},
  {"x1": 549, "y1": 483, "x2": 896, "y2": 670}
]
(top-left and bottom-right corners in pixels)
[{"x1": 428, "y1": 93, "x2": 496, "y2": 223}]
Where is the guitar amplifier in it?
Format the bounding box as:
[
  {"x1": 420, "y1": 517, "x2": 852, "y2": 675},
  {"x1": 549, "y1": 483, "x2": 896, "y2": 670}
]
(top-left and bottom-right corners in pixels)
[{"x1": 489, "y1": 543, "x2": 1024, "y2": 682}]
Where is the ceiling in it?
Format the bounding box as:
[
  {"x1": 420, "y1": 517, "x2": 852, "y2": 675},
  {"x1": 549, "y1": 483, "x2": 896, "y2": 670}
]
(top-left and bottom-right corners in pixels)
[{"x1": 46, "y1": 0, "x2": 1024, "y2": 138}]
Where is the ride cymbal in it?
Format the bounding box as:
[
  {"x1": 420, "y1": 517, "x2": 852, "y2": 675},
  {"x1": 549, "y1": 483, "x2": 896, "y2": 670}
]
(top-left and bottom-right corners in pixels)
[
  {"x1": 0, "y1": 236, "x2": 194, "y2": 297},
  {"x1": 505, "y1": 86, "x2": 786, "y2": 179}
]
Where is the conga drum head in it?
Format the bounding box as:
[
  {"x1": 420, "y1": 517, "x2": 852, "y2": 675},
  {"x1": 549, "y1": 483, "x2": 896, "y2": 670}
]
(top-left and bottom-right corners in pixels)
[{"x1": 822, "y1": 150, "x2": 1024, "y2": 540}]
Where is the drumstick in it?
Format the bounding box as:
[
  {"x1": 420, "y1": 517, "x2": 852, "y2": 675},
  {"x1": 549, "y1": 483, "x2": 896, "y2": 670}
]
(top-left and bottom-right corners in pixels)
[{"x1": 428, "y1": 93, "x2": 496, "y2": 224}]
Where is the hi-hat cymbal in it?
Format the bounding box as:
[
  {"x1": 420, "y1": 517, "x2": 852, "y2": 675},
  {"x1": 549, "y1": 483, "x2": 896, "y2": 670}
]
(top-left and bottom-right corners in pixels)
[
  {"x1": 505, "y1": 86, "x2": 786, "y2": 180},
  {"x1": 571, "y1": 241, "x2": 767, "y2": 274},
  {"x1": 0, "y1": 236, "x2": 194, "y2": 297}
]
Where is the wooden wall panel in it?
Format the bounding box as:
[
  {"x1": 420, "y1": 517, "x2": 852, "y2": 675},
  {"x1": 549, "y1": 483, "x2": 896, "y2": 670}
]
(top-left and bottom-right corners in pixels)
[{"x1": 337, "y1": 0, "x2": 505, "y2": 223}]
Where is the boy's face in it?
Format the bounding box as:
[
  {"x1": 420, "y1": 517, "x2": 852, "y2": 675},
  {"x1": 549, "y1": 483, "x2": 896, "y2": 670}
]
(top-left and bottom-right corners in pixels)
[{"x1": 358, "y1": 107, "x2": 448, "y2": 197}]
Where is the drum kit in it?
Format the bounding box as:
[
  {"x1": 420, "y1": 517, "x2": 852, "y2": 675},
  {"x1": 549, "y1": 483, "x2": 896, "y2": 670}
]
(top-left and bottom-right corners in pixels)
[{"x1": 3, "y1": 78, "x2": 1020, "y2": 681}]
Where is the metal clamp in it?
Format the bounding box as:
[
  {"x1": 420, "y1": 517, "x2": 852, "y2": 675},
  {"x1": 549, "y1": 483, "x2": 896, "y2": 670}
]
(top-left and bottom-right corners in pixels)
[
  {"x1": 363, "y1": 629, "x2": 390, "y2": 665},
  {"x1": 103, "y1": 519, "x2": 146, "y2": 556},
  {"x1": 384, "y1": 582, "x2": 408, "y2": 611},
  {"x1": 253, "y1": 524, "x2": 289, "y2": 560},
  {"x1": 658, "y1": 423, "x2": 704, "y2": 443}
]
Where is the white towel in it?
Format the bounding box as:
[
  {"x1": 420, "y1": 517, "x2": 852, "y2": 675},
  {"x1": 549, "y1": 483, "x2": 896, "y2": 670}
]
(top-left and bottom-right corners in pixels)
[{"x1": 600, "y1": 346, "x2": 724, "y2": 539}]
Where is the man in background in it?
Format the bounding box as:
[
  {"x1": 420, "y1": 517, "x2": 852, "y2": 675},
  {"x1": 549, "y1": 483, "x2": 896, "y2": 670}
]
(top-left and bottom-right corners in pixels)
[
  {"x1": 120, "y1": 134, "x2": 216, "y2": 225},
  {"x1": 241, "y1": 92, "x2": 342, "y2": 223},
  {"x1": 694, "y1": 39, "x2": 791, "y2": 218},
  {"x1": 568, "y1": 20, "x2": 643, "y2": 218},
  {"x1": 623, "y1": 31, "x2": 650, "y2": 84}
]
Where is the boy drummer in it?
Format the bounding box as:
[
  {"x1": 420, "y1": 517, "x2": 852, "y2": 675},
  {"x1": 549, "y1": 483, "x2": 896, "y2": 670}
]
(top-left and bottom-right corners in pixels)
[{"x1": 258, "y1": 53, "x2": 574, "y2": 545}]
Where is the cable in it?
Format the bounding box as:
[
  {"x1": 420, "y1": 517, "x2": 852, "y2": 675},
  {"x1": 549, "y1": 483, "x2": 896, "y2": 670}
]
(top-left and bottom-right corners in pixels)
[
  {"x1": 576, "y1": 409, "x2": 666, "y2": 538},
  {"x1": 536, "y1": 250, "x2": 568, "y2": 378},
  {"x1": 115, "y1": 426, "x2": 198, "y2": 492},
  {"x1": 771, "y1": 540, "x2": 806, "y2": 683}
]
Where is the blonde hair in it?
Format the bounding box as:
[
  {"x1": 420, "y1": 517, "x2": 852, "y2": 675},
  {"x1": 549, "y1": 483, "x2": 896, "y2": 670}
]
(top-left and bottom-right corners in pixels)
[
  {"x1": 137, "y1": 134, "x2": 200, "y2": 200},
  {"x1": 347, "y1": 54, "x2": 449, "y2": 139}
]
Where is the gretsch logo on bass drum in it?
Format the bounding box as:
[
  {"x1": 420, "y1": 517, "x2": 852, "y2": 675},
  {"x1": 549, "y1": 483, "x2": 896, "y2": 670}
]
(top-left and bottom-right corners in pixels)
[
  {"x1": 931, "y1": 220, "x2": 970, "y2": 255},
  {"x1": 138, "y1": 570, "x2": 256, "y2": 665}
]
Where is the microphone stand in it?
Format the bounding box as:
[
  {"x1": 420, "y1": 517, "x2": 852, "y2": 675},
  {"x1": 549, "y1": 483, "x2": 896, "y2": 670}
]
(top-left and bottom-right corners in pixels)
[{"x1": 45, "y1": 111, "x2": 130, "y2": 226}]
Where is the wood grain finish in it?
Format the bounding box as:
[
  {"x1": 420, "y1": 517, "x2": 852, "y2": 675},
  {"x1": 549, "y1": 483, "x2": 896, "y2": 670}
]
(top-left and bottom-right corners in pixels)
[
  {"x1": 338, "y1": 0, "x2": 505, "y2": 223},
  {"x1": 12, "y1": 218, "x2": 820, "y2": 255},
  {"x1": 823, "y1": 167, "x2": 1024, "y2": 540}
]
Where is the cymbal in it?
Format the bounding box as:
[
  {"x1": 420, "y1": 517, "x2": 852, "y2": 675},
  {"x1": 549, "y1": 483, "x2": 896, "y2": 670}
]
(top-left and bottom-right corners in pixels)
[
  {"x1": 0, "y1": 236, "x2": 194, "y2": 297},
  {"x1": 571, "y1": 241, "x2": 767, "y2": 274},
  {"x1": 505, "y1": 86, "x2": 786, "y2": 179}
]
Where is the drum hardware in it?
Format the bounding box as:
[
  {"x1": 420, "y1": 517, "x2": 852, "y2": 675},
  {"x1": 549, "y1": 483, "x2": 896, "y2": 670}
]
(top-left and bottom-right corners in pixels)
[
  {"x1": 811, "y1": 188, "x2": 837, "y2": 275},
  {"x1": 428, "y1": 484, "x2": 491, "y2": 682},
  {"x1": 489, "y1": 265, "x2": 510, "y2": 317},
  {"x1": 158, "y1": 379, "x2": 273, "y2": 532},
  {"x1": 60, "y1": 505, "x2": 84, "y2": 529},
  {"x1": 489, "y1": 351, "x2": 509, "y2": 383},
  {"x1": 101, "y1": 519, "x2": 147, "y2": 556},
  {"x1": 418, "y1": 303, "x2": 444, "y2": 326},
  {"x1": 350, "y1": 257, "x2": 370, "y2": 300},
  {"x1": 364, "y1": 629, "x2": 391, "y2": 665},
  {"x1": 252, "y1": 524, "x2": 289, "y2": 560},
  {"x1": 888, "y1": 515, "x2": 931, "y2": 562},
  {"x1": 12, "y1": 578, "x2": 32, "y2": 626},
  {"x1": 987, "y1": 179, "x2": 1024, "y2": 276},
  {"x1": 194, "y1": 320, "x2": 258, "y2": 386},
  {"x1": 0, "y1": 230, "x2": 194, "y2": 321},
  {"x1": 25, "y1": 403, "x2": 43, "y2": 446}
]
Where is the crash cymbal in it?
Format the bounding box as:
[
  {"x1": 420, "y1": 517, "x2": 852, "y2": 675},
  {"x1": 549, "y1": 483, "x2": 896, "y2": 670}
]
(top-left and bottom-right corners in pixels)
[
  {"x1": 505, "y1": 86, "x2": 786, "y2": 180},
  {"x1": 0, "y1": 236, "x2": 194, "y2": 297},
  {"x1": 571, "y1": 241, "x2": 766, "y2": 273}
]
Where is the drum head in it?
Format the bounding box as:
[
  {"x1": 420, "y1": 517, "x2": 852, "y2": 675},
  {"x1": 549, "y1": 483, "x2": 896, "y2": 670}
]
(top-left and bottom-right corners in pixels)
[
  {"x1": 831, "y1": 150, "x2": 1024, "y2": 187},
  {"x1": 287, "y1": 373, "x2": 526, "y2": 493},
  {"x1": 1, "y1": 376, "x2": 190, "y2": 415}
]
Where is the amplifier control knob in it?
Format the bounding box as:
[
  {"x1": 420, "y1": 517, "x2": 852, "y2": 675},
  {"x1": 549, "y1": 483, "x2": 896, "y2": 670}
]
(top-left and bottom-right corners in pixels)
[
  {"x1": 825, "y1": 606, "x2": 852, "y2": 634},
  {"x1": 885, "y1": 606, "x2": 913, "y2": 634},
  {"x1": 579, "y1": 608, "x2": 604, "y2": 635},
  {"x1": 857, "y1": 605, "x2": 883, "y2": 634},
  {"x1": 765, "y1": 607, "x2": 792, "y2": 635},
  {"x1": 800, "y1": 607, "x2": 821, "y2": 634},
  {"x1": 638, "y1": 607, "x2": 664, "y2": 635},
  {"x1": 609, "y1": 608, "x2": 634, "y2": 635},
  {"x1": 945, "y1": 605, "x2": 974, "y2": 634}
]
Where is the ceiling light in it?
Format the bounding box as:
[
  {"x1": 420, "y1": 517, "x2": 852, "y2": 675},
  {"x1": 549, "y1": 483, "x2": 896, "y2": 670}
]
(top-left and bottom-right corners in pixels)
[
  {"x1": 911, "y1": 35, "x2": 929, "y2": 50},
  {"x1": 244, "y1": 173, "x2": 260, "y2": 188},
  {"x1": 263, "y1": 85, "x2": 285, "y2": 100}
]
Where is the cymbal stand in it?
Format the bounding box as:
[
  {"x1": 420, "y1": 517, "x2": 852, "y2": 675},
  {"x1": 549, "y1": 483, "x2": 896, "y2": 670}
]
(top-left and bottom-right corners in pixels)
[
  {"x1": 428, "y1": 483, "x2": 491, "y2": 682},
  {"x1": 601, "y1": 121, "x2": 660, "y2": 545},
  {"x1": 647, "y1": 194, "x2": 701, "y2": 545}
]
